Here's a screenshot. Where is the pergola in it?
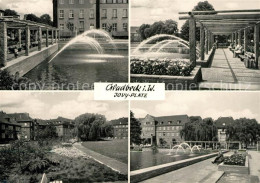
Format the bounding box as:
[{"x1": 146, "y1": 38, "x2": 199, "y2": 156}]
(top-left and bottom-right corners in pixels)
[
  {"x1": 0, "y1": 16, "x2": 60, "y2": 67},
  {"x1": 179, "y1": 9, "x2": 260, "y2": 68}
]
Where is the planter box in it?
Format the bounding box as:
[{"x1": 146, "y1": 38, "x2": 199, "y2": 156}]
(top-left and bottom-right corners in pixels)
[
  {"x1": 131, "y1": 66, "x2": 202, "y2": 90},
  {"x1": 218, "y1": 156, "x2": 249, "y2": 174}
]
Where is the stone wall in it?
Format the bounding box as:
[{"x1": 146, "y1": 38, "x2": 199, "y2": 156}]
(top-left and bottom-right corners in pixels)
[{"x1": 3, "y1": 44, "x2": 58, "y2": 76}]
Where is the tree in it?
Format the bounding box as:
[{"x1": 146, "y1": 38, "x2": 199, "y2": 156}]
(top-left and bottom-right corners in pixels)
[
  {"x1": 75, "y1": 113, "x2": 106, "y2": 141},
  {"x1": 180, "y1": 1, "x2": 216, "y2": 41},
  {"x1": 24, "y1": 14, "x2": 40, "y2": 23},
  {"x1": 40, "y1": 14, "x2": 53, "y2": 26},
  {"x1": 138, "y1": 20, "x2": 178, "y2": 41},
  {"x1": 4, "y1": 9, "x2": 18, "y2": 16},
  {"x1": 130, "y1": 111, "x2": 142, "y2": 145},
  {"x1": 35, "y1": 125, "x2": 58, "y2": 141},
  {"x1": 180, "y1": 117, "x2": 218, "y2": 142},
  {"x1": 101, "y1": 122, "x2": 114, "y2": 138}
]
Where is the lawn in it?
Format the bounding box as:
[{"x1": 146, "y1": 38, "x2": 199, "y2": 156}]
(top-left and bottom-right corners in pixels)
[{"x1": 82, "y1": 140, "x2": 128, "y2": 164}]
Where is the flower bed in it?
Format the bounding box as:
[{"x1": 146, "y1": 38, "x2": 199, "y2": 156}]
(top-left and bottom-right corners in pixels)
[
  {"x1": 223, "y1": 154, "x2": 246, "y2": 166},
  {"x1": 131, "y1": 58, "x2": 194, "y2": 76}
]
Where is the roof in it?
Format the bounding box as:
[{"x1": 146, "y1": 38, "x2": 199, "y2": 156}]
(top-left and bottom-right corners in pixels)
[
  {"x1": 111, "y1": 117, "x2": 128, "y2": 126},
  {"x1": 112, "y1": 31, "x2": 128, "y2": 37},
  {"x1": 0, "y1": 112, "x2": 21, "y2": 126},
  {"x1": 214, "y1": 117, "x2": 234, "y2": 128},
  {"x1": 37, "y1": 117, "x2": 74, "y2": 126},
  {"x1": 131, "y1": 26, "x2": 139, "y2": 33},
  {"x1": 155, "y1": 115, "x2": 189, "y2": 126},
  {"x1": 5, "y1": 113, "x2": 32, "y2": 122}
]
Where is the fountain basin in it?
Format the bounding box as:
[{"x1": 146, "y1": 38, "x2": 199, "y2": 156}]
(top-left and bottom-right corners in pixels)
[
  {"x1": 130, "y1": 152, "x2": 221, "y2": 183},
  {"x1": 131, "y1": 66, "x2": 202, "y2": 90}
]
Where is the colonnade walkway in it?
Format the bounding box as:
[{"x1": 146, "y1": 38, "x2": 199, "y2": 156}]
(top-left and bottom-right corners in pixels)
[
  {"x1": 200, "y1": 48, "x2": 260, "y2": 90},
  {"x1": 140, "y1": 151, "x2": 260, "y2": 183}
]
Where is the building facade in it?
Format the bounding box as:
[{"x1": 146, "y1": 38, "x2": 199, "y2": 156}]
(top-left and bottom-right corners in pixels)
[
  {"x1": 140, "y1": 114, "x2": 190, "y2": 146},
  {"x1": 53, "y1": 0, "x2": 128, "y2": 38},
  {"x1": 3, "y1": 113, "x2": 35, "y2": 141},
  {"x1": 0, "y1": 112, "x2": 21, "y2": 144},
  {"x1": 111, "y1": 117, "x2": 128, "y2": 139},
  {"x1": 37, "y1": 117, "x2": 75, "y2": 139}
]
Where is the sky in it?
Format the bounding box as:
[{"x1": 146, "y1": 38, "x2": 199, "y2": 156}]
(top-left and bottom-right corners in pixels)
[
  {"x1": 0, "y1": 0, "x2": 53, "y2": 19},
  {"x1": 0, "y1": 92, "x2": 128, "y2": 121},
  {"x1": 131, "y1": 0, "x2": 260, "y2": 29},
  {"x1": 131, "y1": 92, "x2": 260, "y2": 122}
]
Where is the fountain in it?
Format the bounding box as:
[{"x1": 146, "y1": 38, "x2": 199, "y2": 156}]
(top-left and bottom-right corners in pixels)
[
  {"x1": 167, "y1": 143, "x2": 202, "y2": 156},
  {"x1": 132, "y1": 34, "x2": 200, "y2": 59},
  {"x1": 24, "y1": 29, "x2": 128, "y2": 89}
]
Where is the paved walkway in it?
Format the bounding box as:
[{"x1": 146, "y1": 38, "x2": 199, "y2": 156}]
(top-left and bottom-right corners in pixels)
[
  {"x1": 73, "y1": 143, "x2": 128, "y2": 175},
  {"x1": 140, "y1": 152, "x2": 233, "y2": 183},
  {"x1": 201, "y1": 48, "x2": 260, "y2": 90},
  {"x1": 248, "y1": 151, "x2": 260, "y2": 180}
]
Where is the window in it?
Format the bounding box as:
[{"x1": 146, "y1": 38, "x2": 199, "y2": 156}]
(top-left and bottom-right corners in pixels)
[
  {"x1": 79, "y1": 9, "x2": 84, "y2": 18},
  {"x1": 59, "y1": 0, "x2": 64, "y2": 4},
  {"x1": 163, "y1": 127, "x2": 166, "y2": 130},
  {"x1": 101, "y1": 0, "x2": 106, "y2": 3},
  {"x1": 123, "y1": 0, "x2": 127, "y2": 3},
  {"x1": 123, "y1": 23, "x2": 128, "y2": 31},
  {"x1": 90, "y1": 23, "x2": 95, "y2": 29},
  {"x1": 90, "y1": 9, "x2": 94, "y2": 19},
  {"x1": 172, "y1": 126, "x2": 175, "y2": 130},
  {"x1": 79, "y1": 0, "x2": 84, "y2": 4},
  {"x1": 79, "y1": 21, "x2": 84, "y2": 29},
  {"x1": 112, "y1": 23, "x2": 117, "y2": 31},
  {"x1": 59, "y1": 10, "x2": 64, "y2": 18},
  {"x1": 113, "y1": 0, "x2": 117, "y2": 3},
  {"x1": 102, "y1": 9, "x2": 107, "y2": 18},
  {"x1": 113, "y1": 9, "x2": 117, "y2": 18},
  {"x1": 69, "y1": 10, "x2": 74, "y2": 18},
  {"x1": 25, "y1": 135, "x2": 28, "y2": 139},
  {"x1": 69, "y1": 0, "x2": 74, "y2": 4}
]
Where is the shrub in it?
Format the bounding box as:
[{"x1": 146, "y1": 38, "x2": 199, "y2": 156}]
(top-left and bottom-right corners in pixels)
[
  {"x1": 131, "y1": 58, "x2": 194, "y2": 76},
  {"x1": 0, "y1": 70, "x2": 30, "y2": 90}
]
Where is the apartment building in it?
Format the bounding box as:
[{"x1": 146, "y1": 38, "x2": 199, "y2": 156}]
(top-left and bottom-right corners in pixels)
[
  {"x1": 111, "y1": 117, "x2": 128, "y2": 139},
  {"x1": 53, "y1": 0, "x2": 128, "y2": 38}
]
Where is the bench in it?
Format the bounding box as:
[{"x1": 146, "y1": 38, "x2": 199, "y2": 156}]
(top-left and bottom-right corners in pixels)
[{"x1": 243, "y1": 52, "x2": 256, "y2": 69}]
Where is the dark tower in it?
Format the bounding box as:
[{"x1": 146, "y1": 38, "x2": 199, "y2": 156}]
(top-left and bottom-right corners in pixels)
[
  {"x1": 96, "y1": 0, "x2": 100, "y2": 29},
  {"x1": 53, "y1": 0, "x2": 58, "y2": 27}
]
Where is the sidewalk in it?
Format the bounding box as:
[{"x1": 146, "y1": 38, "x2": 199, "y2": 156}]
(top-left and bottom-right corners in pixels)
[
  {"x1": 73, "y1": 143, "x2": 128, "y2": 175},
  {"x1": 139, "y1": 152, "x2": 233, "y2": 183},
  {"x1": 201, "y1": 48, "x2": 260, "y2": 89},
  {"x1": 248, "y1": 151, "x2": 260, "y2": 181}
]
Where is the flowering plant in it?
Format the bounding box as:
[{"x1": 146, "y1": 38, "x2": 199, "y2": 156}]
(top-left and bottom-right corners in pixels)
[
  {"x1": 131, "y1": 58, "x2": 194, "y2": 76},
  {"x1": 223, "y1": 154, "x2": 246, "y2": 166}
]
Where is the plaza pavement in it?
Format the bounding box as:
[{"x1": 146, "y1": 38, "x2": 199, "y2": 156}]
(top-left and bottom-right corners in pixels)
[
  {"x1": 73, "y1": 143, "x2": 128, "y2": 175},
  {"x1": 139, "y1": 151, "x2": 260, "y2": 183},
  {"x1": 200, "y1": 48, "x2": 260, "y2": 90}
]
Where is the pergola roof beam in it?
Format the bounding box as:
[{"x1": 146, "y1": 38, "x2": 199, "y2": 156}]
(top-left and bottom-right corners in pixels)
[
  {"x1": 179, "y1": 9, "x2": 260, "y2": 15},
  {"x1": 179, "y1": 14, "x2": 260, "y2": 20}
]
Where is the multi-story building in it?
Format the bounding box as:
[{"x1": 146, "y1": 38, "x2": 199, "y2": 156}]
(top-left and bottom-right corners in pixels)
[
  {"x1": 0, "y1": 112, "x2": 21, "y2": 144},
  {"x1": 215, "y1": 117, "x2": 234, "y2": 143},
  {"x1": 140, "y1": 114, "x2": 190, "y2": 146},
  {"x1": 5, "y1": 113, "x2": 35, "y2": 141},
  {"x1": 131, "y1": 26, "x2": 141, "y2": 42},
  {"x1": 53, "y1": 0, "x2": 128, "y2": 38},
  {"x1": 111, "y1": 117, "x2": 128, "y2": 139},
  {"x1": 37, "y1": 117, "x2": 75, "y2": 139},
  {"x1": 0, "y1": 9, "x2": 4, "y2": 17}
]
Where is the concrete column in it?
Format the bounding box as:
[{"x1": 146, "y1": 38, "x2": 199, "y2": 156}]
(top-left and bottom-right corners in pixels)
[
  {"x1": 235, "y1": 31, "x2": 238, "y2": 46},
  {"x1": 18, "y1": 29, "x2": 22, "y2": 48},
  {"x1": 231, "y1": 33, "x2": 234, "y2": 45},
  {"x1": 254, "y1": 24, "x2": 259, "y2": 68},
  {"x1": 244, "y1": 28, "x2": 248, "y2": 54},
  {"x1": 0, "y1": 22, "x2": 7, "y2": 67},
  {"x1": 55, "y1": 29, "x2": 58, "y2": 43},
  {"x1": 35, "y1": 30, "x2": 38, "y2": 44},
  {"x1": 208, "y1": 31, "x2": 211, "y2": 51},
  {"x1": 200, "y1": 25, "x2": 205, "y2": 60},
  {"x1": 189, "y1": 16, "x2": 196, "y2": 66},
  {"x1": 238, "y1": 30, "x2": 242, "y2": 45},
  {"x1": 51, "y1": 29, "x2": 54, "y2": 45},
  {"x1": 58, "y1": 30, "x2": 61, "y2": 40},
  {"x1": 38, "y1": 27, "x2": 42, "y2": 51},
  {"x1": 46, "y1": 29, "x2": 49, "y2": 47},
  {"x1": 25, "y1": 26, "x2": 30, "y2": 56},
  {"x1": 205, "y1": 30, "x2": 208, "y2": 54}
]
